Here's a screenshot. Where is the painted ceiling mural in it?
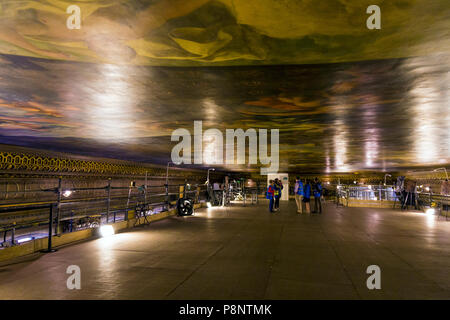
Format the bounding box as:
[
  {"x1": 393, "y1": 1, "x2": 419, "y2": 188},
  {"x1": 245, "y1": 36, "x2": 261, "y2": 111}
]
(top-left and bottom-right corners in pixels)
[
  {"x1": 0, "y1": 0, "x2": 449, "y2": 173},
  {"x1": 0, "y1": 0, "x2": 449, "y2": 65}
]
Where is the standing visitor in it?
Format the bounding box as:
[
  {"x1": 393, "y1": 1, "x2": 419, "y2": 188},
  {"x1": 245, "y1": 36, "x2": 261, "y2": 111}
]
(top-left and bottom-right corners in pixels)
[
  {"x1": 274, "y1": 178, "x2": 283, "y2": 212},
  {"x1": 403, "y1": 178, "x2": 417, "y2": 209},
  {"x1": 303, "y1": 180, "x2": 311, "y2": 214},
  {"x1": 266, "y1": 180, "x2": 275, "y2": 213},
  {"x1": 213, "y1": 181, "x2": 221, "y2": 205},
  {"x1": 294, "y1": 177, "x2": 304, "y2": 214},
  {"x1": 312, "y1": 177, "x2": 323, "y2": 213}
]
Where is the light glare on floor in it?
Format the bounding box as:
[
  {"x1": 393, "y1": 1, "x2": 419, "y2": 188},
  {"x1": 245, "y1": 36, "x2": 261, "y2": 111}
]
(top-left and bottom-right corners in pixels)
[
  {"x1": 206, "y1": 202, "x2": 212, "y2": 208},
  {"x1": 425, "y1": 208, "x2": 435, "y2": 215},
  {"x1": 100, "y1": 225, "x2": 114, "y2": 237}
]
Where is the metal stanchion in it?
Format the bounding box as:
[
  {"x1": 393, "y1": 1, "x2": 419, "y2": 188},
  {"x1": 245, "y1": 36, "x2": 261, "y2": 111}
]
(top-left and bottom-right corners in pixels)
[
  {"x1": 196, "y1": 185, "x2": 200, "y2": 204},
  {"x1": 69, "y1": 210, "x2": 74, "y2": 232},
  {"x1": 165, "y1": 184, "x2": 169, "y2": 209},
  {"x1": 11, "y1": 222, "x2": 15, "y2": 246},
  {"x1": 42, "y1": 204, "x2": 57, "y2": 253},
  {"x1": 55, "y1": 177, "x2": 62, "y2": 235},
  {"x1": 256, "y1": 183, "x2": 259, "y2": 205},
  {"x1": 125, "y1": 183, "x2": 132, "y2": 221},
  {"x1": 144, "y1": 172, "x2": 148, "y2": 205},
  {"x1": 106, "y1": 178, "x2": 111, "y2": 223},
  {"x1": 222, "y1": 187, "x2": 226, "y2": 207}
]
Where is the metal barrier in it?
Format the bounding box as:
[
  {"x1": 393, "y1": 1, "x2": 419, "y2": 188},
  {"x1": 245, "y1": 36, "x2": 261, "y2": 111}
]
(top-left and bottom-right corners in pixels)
[
  {"x1": 240, "y1": 187, "x2": 259, "y2": 206},
  {"x1": 335, "y1": 186, "x2": 347, "y2": 207},
  {"x1": 345, "y1": 185, "x2": 398, "y2": 201},
  {"x1": 333, "y1": 184, "x2": 450, "y2": 218},
  {"x1": 417, "y1": 192, "x2": 450, "y2": 219},
  {"x1": 333, "y1": 185, "x2": 398, "y2": 205},
  {"x1": 206, "y1": 185, "x2": 260, "y2": 207},
  {"x1": 0, "y1": 179, "x2": 208, "y2": 248}
]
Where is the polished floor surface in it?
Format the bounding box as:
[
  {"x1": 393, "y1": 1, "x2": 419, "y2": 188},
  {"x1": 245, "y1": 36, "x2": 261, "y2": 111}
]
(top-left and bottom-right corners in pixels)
[{"x1": 0, "y1": 201, "x2": 449, "y2": 299}]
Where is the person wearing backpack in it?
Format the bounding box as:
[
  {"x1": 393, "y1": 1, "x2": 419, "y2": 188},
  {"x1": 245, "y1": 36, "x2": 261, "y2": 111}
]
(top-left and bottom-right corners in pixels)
[
  {"x1": 294, "y1": 177, "x2": 304, "y2": 213},
  {"x1": 303, "y1": 180, "x2": 311, "y2": 214},
  {"x1": 266, "y1": 180, "x2": 276, "y2": 213},
  {"x1": 312, "y1": 177, "x2": 323, "y2": 214},
  {"x1": 273, "y1": 178, "x2": 283, "y2": 212}
]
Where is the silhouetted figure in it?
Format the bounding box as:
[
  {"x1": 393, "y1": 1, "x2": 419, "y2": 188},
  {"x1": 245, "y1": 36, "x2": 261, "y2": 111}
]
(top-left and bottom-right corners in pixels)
[{"x1": 312, "y1": 177, "x2": 323, "y2": 213}]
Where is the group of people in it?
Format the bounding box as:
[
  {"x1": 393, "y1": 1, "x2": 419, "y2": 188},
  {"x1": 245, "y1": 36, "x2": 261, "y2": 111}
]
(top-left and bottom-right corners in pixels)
[
  {"x1": 266, "y1": 178, "x2": 284, "y2": 212},
  {"x1": 266, "y1": 177, "x2": 323, "y2": 214},
  {"x1": 294, "y1": 177, "x2": 323, "y2": 214}
]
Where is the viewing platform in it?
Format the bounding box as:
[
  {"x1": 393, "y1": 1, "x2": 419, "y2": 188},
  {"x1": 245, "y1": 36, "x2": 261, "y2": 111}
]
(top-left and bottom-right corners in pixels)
[{"x1": 1, "y1": 201, "x2": 449, "y2": 300}]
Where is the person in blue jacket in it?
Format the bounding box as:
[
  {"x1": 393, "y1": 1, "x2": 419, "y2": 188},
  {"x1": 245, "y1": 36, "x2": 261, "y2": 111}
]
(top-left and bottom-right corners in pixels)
[
  {"x1": 312, "y1": 177, "x2": 323, "y2": 213},
  {"x1": 294, "y1": 177, "x2": 304, "y2": 214},
  {"x1": 273, "y1": 178, "x2": 283, "y2": 212},
  {"x1": 303, "y1": 179, "x2": 311, "y2": 214},
  {"x1": 266, "y1": 180, "x2": 276, "y2": 212}
]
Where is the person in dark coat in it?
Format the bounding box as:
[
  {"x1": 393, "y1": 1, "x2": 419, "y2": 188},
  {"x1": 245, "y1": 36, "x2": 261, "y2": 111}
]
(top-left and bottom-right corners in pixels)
[
  {"x1": 312, "y1": 177, "x2": 323, "y2": 213},
  {"x1": 266, "y1": 180, "x2": 276, "y2": 212},
  {"x1": 303, "y1": 180, "x2": 311, "y2": 214},
  {"x1": 273, "y1": 178, "x2": 283, "y2": 211}
]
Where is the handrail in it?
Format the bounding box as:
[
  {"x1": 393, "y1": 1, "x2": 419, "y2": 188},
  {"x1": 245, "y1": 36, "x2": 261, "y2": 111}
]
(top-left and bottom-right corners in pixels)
[{"x1": 0, "y1": 180, "x2": 208, "y2": 247}]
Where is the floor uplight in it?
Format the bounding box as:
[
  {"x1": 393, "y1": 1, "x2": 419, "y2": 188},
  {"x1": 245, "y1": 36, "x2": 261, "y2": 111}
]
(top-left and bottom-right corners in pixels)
[{"x1": 100, "y1": 225, "x2": 115, "y2": 237}]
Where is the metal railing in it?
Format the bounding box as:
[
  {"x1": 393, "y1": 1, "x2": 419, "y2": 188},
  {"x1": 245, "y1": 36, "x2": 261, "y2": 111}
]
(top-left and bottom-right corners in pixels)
[
  {"x1": 0, "y1": 179, "x2": 208, "y2": 248},
  {"x1": 206, "y1": 185, "x2": 261, "y2": 207},
  {"x1": 333, "y1": 184, "x2": 450, "y2": 218},
  {"x1": 335, "y1": 185, "x2": 398, "y2": 201},
  {"x1": 231, "y1": 186, "x2": 260, "y2": 206}
]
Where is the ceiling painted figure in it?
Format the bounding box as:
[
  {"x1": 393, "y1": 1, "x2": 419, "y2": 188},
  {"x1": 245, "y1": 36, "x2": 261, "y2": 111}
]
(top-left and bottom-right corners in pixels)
[{"x1": 0, "y1": 0, "x2": 448, "y2": 65}]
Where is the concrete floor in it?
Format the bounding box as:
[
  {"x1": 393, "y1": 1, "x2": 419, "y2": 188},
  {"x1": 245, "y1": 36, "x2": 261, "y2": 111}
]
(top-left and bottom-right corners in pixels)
[{"x1": 0, "y1": 201, "x2": 449, "y2": 300}]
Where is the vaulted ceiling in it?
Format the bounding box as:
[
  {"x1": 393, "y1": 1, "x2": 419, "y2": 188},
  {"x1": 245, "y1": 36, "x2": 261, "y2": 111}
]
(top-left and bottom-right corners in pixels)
[{"x1": 0, "y1": 0, "x2": 449, "y2": 173}]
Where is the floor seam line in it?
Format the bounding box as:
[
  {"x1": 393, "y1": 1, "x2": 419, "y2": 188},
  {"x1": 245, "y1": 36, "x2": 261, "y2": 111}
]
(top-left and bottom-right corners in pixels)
[
  {"x1": 262, "y1": 216, "x2": 285, "y2": 299},
  {"x1": 370, "y1": 236, "x2": 448, "y2": 291},
  {"x1": 319, "y1": 222, "x2": 363, "y2": 299},
  {"x1": 359, "y1": 216, "x2": 448, "y2": 292},
  {"x1": 164, "y1": 244, "x2": 225, "y2": 298},
  {"x1": 164, "y1": 205, "x2": 254, "y2": 298}
]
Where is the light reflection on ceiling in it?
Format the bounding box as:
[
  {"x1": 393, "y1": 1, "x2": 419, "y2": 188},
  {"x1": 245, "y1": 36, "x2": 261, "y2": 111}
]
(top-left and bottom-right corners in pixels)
[{"x1": 0, "y1": 53, "x2": 448, "y2": 173}]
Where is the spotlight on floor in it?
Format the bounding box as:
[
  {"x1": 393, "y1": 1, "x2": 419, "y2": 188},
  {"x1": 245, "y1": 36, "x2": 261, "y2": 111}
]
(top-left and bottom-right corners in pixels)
[
  {"x1": 425, "y1": 208, "x2": 435, "y2": 215},
  {"x1": 99, "y1": 225, "x2": 115, "y2": 237},
  {"x1": 206, "y1": 202, "x2": 212, "y2": 208}
]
